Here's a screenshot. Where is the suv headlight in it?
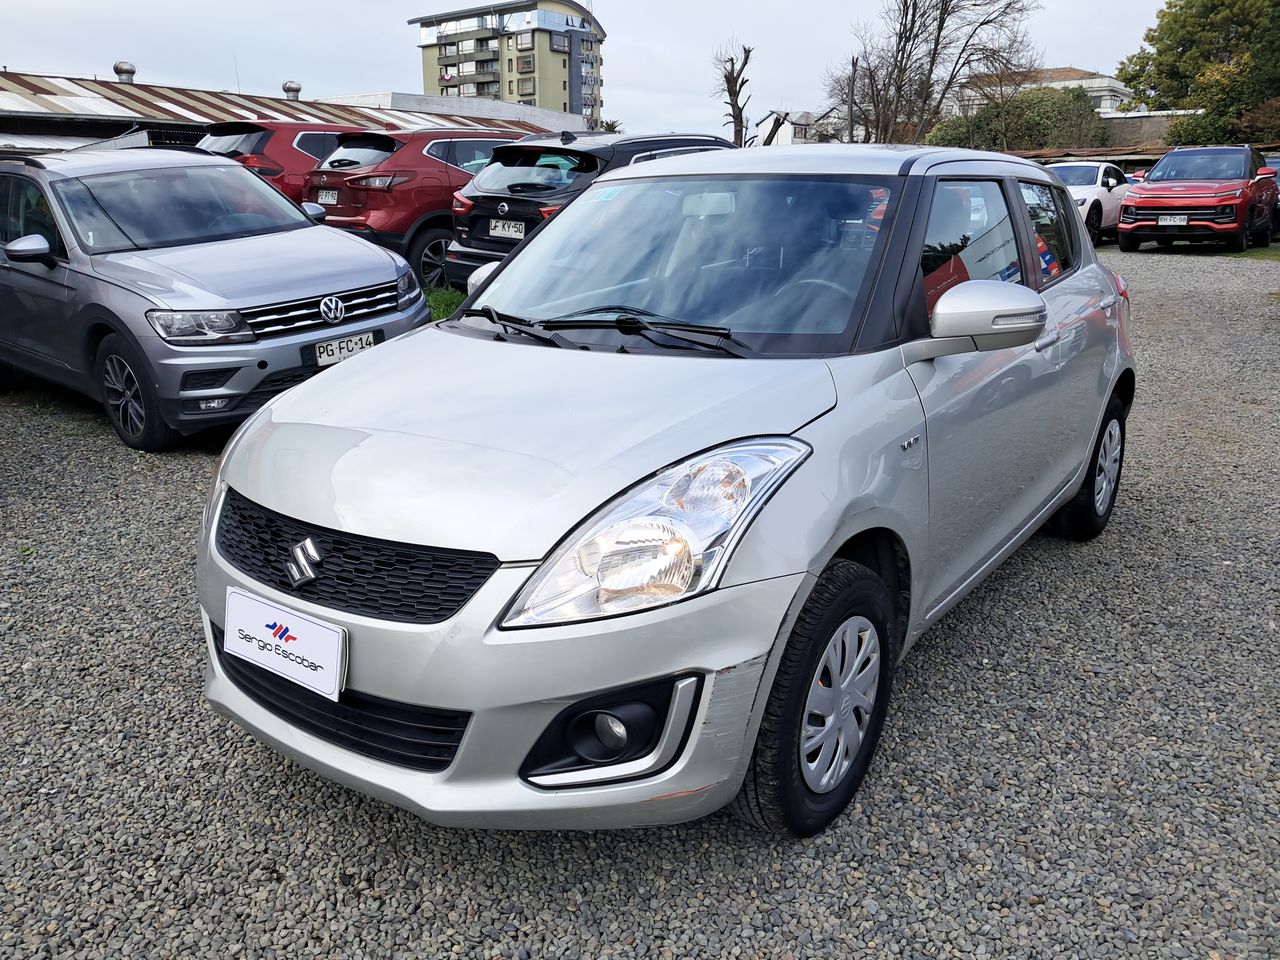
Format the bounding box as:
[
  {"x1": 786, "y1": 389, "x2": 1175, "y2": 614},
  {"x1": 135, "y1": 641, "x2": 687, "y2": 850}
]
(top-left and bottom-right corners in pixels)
[
  {"x1": 146, "y1": 310, "x2": 254, "y2": 344},
  {"x1": 502, "y1": 438, "x2": 810, "y2": 628},
  {"x1": 397, "y1": 268, "x2": 422, "y2": 308}
]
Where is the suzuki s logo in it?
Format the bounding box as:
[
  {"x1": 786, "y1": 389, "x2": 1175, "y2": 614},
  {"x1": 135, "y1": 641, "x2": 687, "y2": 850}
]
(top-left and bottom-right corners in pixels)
[
  {"x1": 319, "y1": 296, "x2": 345, "y2": 324},
  {"x1": 265, "y1": 621, "x2": 299, "y2": 643},
  {"x1": 497, "y1": 201, "x2": 509, "y2": 216},
  {"x1": 285, "y1": 537, "x2": 322, "y2": 587}
]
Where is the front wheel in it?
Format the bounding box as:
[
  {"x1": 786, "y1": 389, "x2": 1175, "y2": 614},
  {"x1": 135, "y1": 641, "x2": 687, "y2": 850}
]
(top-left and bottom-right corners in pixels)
[
  {"x1": 96, "y1": 333, "x2": 180, "y2": 451},
  {"x1": 408, "y1": 228, "x2": 453, "y2": 290},
  {"x1": 1049, "y1": 393, "x2": 1126, "y2": 541},
  {"x1": 1225, "y1": 224, "x2": 1249, "y2": 253},
  {"x1": 1117, "y1": 232, "x2": 1141, "y2": 252},
  {"x1": 731, "y1": 561, "x2": 897, "y2": 836},
  {"x1": 1085, "y1": 204, "x2": 1102, "y2": 246}
]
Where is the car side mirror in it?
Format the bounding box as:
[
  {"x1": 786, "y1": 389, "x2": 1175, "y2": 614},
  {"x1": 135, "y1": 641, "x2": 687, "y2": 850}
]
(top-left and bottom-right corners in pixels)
[
  {"x1": 1103, "y1": 178, "x2": 1117, "y2": 190},
  {"x1": 905, "y1": 280, "x2": 1048, "y2": 363},
  {"x1": 1131, "y1": 170, "x2": 1146, "y2": 181},
  {"x1": 467, "y1": 260, "x2": 499, "y2": 295},
  {"x1": 301, "y1": 202, "x2": 328, "y2": 223},
  {"x1": 1257, "y1": 167, "x2": 1277, "y2": 179},
  {"x1": 4, "y1": 234, "x2": 54, "y2": 267}
]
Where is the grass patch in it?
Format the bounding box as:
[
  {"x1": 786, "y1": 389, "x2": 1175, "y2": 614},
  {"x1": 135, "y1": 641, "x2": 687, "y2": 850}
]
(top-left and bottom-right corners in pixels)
[
  {"x1": 428, "y1": 287, "x2": 465, "y2": 320},
  {"x1": 1225, "y1": 245, "x2": 1280, "y2": 263}
]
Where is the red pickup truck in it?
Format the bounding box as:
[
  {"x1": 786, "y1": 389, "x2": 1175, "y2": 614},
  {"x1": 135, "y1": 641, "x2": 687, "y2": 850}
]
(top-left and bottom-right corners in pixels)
[{"x1": 1118, "y1": 145, "x2": 1278, "y2": 252}]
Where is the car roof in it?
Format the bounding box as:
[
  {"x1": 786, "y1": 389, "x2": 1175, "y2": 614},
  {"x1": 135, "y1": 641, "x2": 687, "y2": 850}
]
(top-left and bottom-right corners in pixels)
[
  {"x1": 595, "y1": 143, "x2": 1049, "y2": 182},
  {"x1": 510, "y1": 132, "x2": 734, "y2": 155},
  {"x1": 0, "y1": 147, "x2": 237, "y2": 180}
]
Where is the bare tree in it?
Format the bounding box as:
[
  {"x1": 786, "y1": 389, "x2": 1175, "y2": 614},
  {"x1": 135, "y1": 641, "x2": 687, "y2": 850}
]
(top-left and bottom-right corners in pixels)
[
  {"x1": 713, "y1": 42, "x2": 754, "y2": 147},
  {"x1": 956, "y1": 36, "x2": 1041, "y2": 149}
]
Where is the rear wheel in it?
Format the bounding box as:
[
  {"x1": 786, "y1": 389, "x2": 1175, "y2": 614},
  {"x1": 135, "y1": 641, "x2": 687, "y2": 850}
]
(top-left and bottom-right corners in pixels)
[
  {"x1": 1085, "y1": 204, "x2": 1102, "y2": 246},
  {"x1": 96, "y1": 334, "x2": 179, "y2": 451},
  {"x1": 408, "y1": 227, "x2": 453, "y2": 290},
  {"x1": 731, "y1": 561, "x2": 897, "y2": 836},
  {"x1": 1050, "y1": 393, "x2": 1126, "y2": 542},
  {"x1": 1118, "y1": 232, "x2": 1141, "y2": 252}
]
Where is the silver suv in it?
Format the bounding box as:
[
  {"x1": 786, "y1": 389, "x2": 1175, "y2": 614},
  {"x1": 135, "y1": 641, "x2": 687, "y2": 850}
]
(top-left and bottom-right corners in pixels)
[
  {"x1": 0, "y1": 149, "x2": 429, "y2": 450},
  {"x1": 199, "y1": 146, "x2": 1136, "y2": 836}
]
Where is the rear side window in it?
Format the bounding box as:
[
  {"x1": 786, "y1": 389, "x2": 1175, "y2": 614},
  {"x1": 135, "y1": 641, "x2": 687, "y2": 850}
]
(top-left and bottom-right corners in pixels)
[
  {"x1": 630, "y1": 146, "x2": 727, "y2": 165},
  {"x1": 920, "y1": 180, "x2": 1023, "y2": 315},
  {"x1": 0, "y1": 176, "x2": 12, "y2": 243},
  {"x1": 321, "y1": 135, "x2": 401, "y2": 170},
  {"x1": 294, "y1": 132, "x2": 342, "y2": 161},
  {"x1": 199, "y1": 128, "x2": 270, "y2": 157},
  {"x1": 471, "y1": 148, "x2": 600, "y2": 195},
  {"x1": 1018, "y1": 182, "x2": 1076, "y2": 280},
  {"x1": 451, "y1": 139, "x2": 508, "y2": 175},
  {"x1": 425, "y1": 141, "x2": 451, "y2": 162}
]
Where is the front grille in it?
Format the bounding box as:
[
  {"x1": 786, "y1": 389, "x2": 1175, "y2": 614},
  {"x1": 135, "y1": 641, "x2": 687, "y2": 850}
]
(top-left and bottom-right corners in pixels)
[
  {"x1": 1125, "y1": 207, "x2": 1226, "y2": 220},
  {"x1": 211, "y1": 624, "x2": 469, "y2": 772},
  {"x1": 215, "y1": 488, "x2": 500, "y2": 624},
  {"x1": 240, "y1": 282, "x2": 399, "y2": 337},
  {"x1": 181, "y1": 368, "x2": 238, "y2": 390}
]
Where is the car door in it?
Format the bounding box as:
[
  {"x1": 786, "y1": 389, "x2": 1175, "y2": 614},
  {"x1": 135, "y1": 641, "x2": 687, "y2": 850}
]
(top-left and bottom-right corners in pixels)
[
  {"x1": 1100, "y1": 165, "x2": 1127, "y2": 227},
  {"x1": 906, "y1": 177, "x2": 1064, "y2": 610},
  {"x1": 1016, "y1": 179, "x2": 1114, "y2": 486},
  {"x1": 0, "y1": 176, "x2": 75, "y2": 369}
]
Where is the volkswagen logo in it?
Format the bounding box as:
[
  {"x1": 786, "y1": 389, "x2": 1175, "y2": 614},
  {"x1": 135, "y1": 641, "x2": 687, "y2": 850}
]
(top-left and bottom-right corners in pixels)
[
  {"x1": 285, "y1": 537, "x2": 322, "y2": 587},
  {"x1": 319, "y1": 296, "x2": 345, "y2": 324},
  {"x1": 497, "y1": 202, "x2": 509, "y2": 216}
]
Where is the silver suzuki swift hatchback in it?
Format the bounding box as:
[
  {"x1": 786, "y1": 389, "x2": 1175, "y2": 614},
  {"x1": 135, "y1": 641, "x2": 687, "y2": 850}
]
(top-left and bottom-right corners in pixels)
[{"x1": 199, "y1": 145, "x2": 1135, "y2": 836}]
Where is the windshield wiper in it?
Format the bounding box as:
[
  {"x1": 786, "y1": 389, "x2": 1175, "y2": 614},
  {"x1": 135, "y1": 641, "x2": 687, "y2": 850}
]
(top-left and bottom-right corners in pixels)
[
  {"x1": 459, "y1": 306, "x2": 575, "y2": 349},
  {"x1": 542, "y1": 307, "x2": 757, "y2": 358}
]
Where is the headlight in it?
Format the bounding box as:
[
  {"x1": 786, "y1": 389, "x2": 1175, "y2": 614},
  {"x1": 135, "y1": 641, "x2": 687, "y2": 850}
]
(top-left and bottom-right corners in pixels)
[
  {"x1": 1216, "y1": 189, "x2": 1243, "y2": 200},
  {"x1": 502, "y1": 438, "x2": 810, "y2": 628},
  {"x1": 1075, "y1": 197, "x2": 1087, "y2": 207},
  {"x1": 146, "y1": 310, "x2": 254, "y2": 345},
  {"x1": 396, "y1": 268, "x2": 422, "y2": 308}
]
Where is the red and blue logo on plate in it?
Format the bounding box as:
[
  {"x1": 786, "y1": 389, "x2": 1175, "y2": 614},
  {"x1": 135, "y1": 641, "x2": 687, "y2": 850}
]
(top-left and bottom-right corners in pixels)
[{"x1": 265, "y1": 621, "x2": 298, "y2": 644}]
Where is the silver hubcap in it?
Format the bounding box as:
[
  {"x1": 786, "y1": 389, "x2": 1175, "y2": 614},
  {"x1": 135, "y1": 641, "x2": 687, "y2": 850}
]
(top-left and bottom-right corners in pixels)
[
  {"x1": 800, "y1": 616, "x2": 881, "y2": 794},
  {"x1": 103, "y1": 354, "x2": 145, "y2": 438},
  {"x1": 1094, "y1": 419, "x2": 1122, "y2": 515},
  {"x1": 419, "y1": 238, "x2": 449, "y2": 289}
]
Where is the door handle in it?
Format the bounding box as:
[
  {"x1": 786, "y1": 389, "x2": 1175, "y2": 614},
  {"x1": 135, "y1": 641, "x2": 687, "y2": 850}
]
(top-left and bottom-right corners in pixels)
[{"x1": 1033, "y1": 330, "x2": 1060, "y2": 352}]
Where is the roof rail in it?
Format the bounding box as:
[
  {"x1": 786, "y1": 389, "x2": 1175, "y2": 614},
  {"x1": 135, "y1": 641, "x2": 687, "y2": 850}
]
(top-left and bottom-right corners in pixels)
[{"x1": 0, "y1": 155, "x2": 47, "y2": 169}]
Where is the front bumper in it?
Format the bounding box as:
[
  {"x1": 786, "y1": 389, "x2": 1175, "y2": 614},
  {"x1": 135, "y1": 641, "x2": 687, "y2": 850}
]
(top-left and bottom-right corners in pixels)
[
  {"x1": 150, "y1": 298, "x2": 430, "y2": 431},
  {"x1": 198, "y1": 505, "x2": 805, "y2": 828},
  {"x1": 1118, "y1": 210, "x2": 1241, "y2": 241}
]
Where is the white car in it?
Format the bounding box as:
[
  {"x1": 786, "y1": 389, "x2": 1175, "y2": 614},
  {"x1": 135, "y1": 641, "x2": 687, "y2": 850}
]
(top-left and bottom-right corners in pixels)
[{"x1": 1047, "y1": 162, "x2": 1130, "y2": 245}]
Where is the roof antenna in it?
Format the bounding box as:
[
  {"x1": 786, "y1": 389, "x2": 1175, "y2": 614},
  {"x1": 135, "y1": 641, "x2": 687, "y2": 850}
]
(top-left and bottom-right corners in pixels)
[{"x1": 560, "y1": 130, "x2": 577, "y2": 144}]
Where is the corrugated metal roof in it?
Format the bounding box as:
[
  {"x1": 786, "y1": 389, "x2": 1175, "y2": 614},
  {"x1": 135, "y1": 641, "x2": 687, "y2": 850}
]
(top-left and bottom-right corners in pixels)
[
  {"x1": 0, "y1": 71, "x2": 549, "y2": 134},
  {"x1": 0, "y1": 132, "x2": 100, "y2": 151}
]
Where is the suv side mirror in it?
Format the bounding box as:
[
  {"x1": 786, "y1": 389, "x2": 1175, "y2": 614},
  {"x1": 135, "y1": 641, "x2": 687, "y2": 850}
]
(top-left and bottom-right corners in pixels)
[
  {"x1": 1257, "y1": 167, "x2": 1277, "y2": 179},
  {"x1": 1103, "y1": 177, "x2": 1118, "y2": 190},
  {"x1": 4, "y1": 234, "x2": 54, "y2": 267},
  {"x1": 467, "y1": 260, "x2": 499, "y2": 295},
  {"x1": 1131, "y1": 169, "x2": 1146, "y2": 181},
  {"x1": 300, "y1": 202, "x2": 328, "y2": 223},
  {"x1": 905, "y1": 280, "x2": 1048, "y2": 363}
]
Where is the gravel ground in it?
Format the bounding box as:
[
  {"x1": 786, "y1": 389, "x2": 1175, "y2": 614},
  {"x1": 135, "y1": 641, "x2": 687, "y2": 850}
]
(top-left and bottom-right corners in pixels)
[{"x1": 2, "y1": 247, "x2": 1278, "y2": 959}]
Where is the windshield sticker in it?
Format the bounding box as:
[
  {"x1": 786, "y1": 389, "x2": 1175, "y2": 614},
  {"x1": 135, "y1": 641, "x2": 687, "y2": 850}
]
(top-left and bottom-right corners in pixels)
[{"x1": 586, "y1": 186, "x2": 623, "y2": 203}]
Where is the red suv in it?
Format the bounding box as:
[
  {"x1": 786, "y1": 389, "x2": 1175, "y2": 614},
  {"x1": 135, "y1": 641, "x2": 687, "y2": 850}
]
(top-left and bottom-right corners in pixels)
[
  {"x1": 198, "y1": 121, "x2": 362, "y2": 202},
  {"x1": 303, "y1": 128, "x2": 516, "y2": 287},
  {"x1": 1118, "y1": 145, "x2": 1278, "y2": 252}
]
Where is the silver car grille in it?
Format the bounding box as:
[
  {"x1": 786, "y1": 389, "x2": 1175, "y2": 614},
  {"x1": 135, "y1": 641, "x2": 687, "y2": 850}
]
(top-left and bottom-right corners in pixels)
[{"x1": 240, "y1": 282, "x2": 399, "y2": 337}]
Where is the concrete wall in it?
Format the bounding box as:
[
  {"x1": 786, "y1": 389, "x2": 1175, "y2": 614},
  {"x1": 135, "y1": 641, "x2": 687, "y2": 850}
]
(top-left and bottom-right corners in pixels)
[{"x1": 1100, "y1": 110, "x2": 1203, "y2": 145}]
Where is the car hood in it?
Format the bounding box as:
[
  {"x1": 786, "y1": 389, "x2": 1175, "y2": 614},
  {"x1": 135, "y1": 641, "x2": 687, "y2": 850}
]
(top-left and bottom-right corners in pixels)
[
  {"x1": 220, "y1": 326, "x2": 836, "y2": 561},
  {"x1": 1129, "y1": 179, "x2": 1246, "y2": 198},
  {"x1": 92, "y1": 226, "x2": 400, "y2": 309}
]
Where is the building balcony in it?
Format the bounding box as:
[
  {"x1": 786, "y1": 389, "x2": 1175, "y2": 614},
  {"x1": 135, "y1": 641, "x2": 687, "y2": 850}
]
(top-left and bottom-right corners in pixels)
[
  {"x1": 439, "y1": 69, "x2": 499, "y2": 86},
  {"x1": 436, "y1": 25, "x2": 499, "y2": 42},
  {"x1": 438, "y1": 49, "x2": 498, "y2": 67}
]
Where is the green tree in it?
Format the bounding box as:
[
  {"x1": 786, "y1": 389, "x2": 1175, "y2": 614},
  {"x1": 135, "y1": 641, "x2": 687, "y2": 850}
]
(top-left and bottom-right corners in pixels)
[
  {"x1": 599, "y1": 119, "x2": 624, "y2": 133},
  {"x1": 925, "y1": 86, "x2": 1107, "y2": 151},
  {"x1": 1116, "y1": 0, "x2": 1279, "y2": 110}
]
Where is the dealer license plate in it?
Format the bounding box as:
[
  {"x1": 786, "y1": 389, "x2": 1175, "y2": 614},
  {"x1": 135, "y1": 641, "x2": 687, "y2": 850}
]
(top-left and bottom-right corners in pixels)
[
  {"x1": 317, "y1": 189, "x2": 339, "y2": 205},
  {"x1": 1158, "y1": 215, "x2": 1188, "y2": 226},
  {"x1": 489, "y1": 218, "x2": 525, "y2": 240},
  {"x1": 223, "y1": 588, "x2": 346, "y2": 700},
  {"x1": 315, "y1": 331, "x2": 375, "y2": 367}
]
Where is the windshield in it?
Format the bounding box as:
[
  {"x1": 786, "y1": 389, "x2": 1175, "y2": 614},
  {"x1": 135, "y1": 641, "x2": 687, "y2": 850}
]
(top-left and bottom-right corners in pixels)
[
  {"x1": 1146, "y1": 149, "x2": 1247, "y2": 182},
  {"x1": 1051, "y1": 165, "x2": 1098, "y2": 187},
  {"x1": 471, "y1": 174, "x2": 899, "y2": 355},
  {"x1": 321, "y1": 134, "x2": 400, "y2": 170},
  {"x1": 471, "y1": 147, "x2": 600, "y2": 194},
  {"x1": 53, "y1": 163, "x2": 311, "y2": 253}
]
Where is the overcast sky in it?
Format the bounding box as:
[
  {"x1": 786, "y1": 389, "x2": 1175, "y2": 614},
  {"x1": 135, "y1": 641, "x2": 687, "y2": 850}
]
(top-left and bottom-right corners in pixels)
[{"x1": 1, "y1": 1, "x2": 1165, "y2": 132}]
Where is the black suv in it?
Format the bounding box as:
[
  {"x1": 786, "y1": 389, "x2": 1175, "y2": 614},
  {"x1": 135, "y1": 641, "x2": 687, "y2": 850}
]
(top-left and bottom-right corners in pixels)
[{"x1": 444, "y1": 132, "x2": 735, "y2": 286}]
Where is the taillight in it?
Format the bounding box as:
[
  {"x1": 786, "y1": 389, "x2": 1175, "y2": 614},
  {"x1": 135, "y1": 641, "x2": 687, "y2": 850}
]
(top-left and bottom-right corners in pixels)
[
  {"x1": 539, "y1": 204, "x2": 561, "y2": 220},
  {"x1": 349, "y1": 172, "x2": 411, "y2": 190},
  {"x1": 452, "y1": 191, "x2": 474, "y2": 215},
  {"x1": 235, "y1": 154, "x2": 284, "y2": 178}
]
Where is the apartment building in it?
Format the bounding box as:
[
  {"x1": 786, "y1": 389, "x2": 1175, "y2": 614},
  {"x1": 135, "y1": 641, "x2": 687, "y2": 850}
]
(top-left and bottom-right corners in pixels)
[{"x1": 410, "y1": 1, "x2": 605, "y2": 128}]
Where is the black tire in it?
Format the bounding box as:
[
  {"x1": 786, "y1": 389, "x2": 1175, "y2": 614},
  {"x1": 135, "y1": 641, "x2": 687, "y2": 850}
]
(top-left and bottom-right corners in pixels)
[
  {"x1": 1118, "y1": 232, "x2": 1141, "y2": 252},
  {"x1": 731, "y1": 560, "x2": 898, "y2": 836},
  {"x1": 1225, "y1": 223, "x2": 1249, "y2": 253},
  {"x1": 1250, "y1": 216, "x2": 1272, "y2": 248},
  {"x1": 1049, "y1": 393, "x2": 1127, "y2": 542},
  {"x1": 1085, "y1": 204, "x2": 1102, "y2": 246},
  {"x1": 96, "y1": 333, "x2": 180, "y2": 451},
  {"x1": 407, "y1": 227, "x2": 453, "y2": 290}
]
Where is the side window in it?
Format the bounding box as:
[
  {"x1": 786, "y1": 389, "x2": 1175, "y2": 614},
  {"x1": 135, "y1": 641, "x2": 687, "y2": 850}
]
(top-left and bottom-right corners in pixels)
[
  {"x1": 0, "y1": 176, "x2": 13, "y2": 243},
  {"x1": 10, "y1": 180, "x2": 67, "y2": 258},
  {"x1": 451, "y1": 139, "x2": 504, "y2": 174},
  {"x1": 296, "y1": 132, "x2": 340, "y2": 161},
  {"x1": 1017, "y1": 182, "x2": 1076, "y2": 281},
  {"x1": 920, "y1": 180, "x2": 1023, "y2": 315},
  {"x1": 425, "y1": 140, "x2": 452, "y2": 163}
]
